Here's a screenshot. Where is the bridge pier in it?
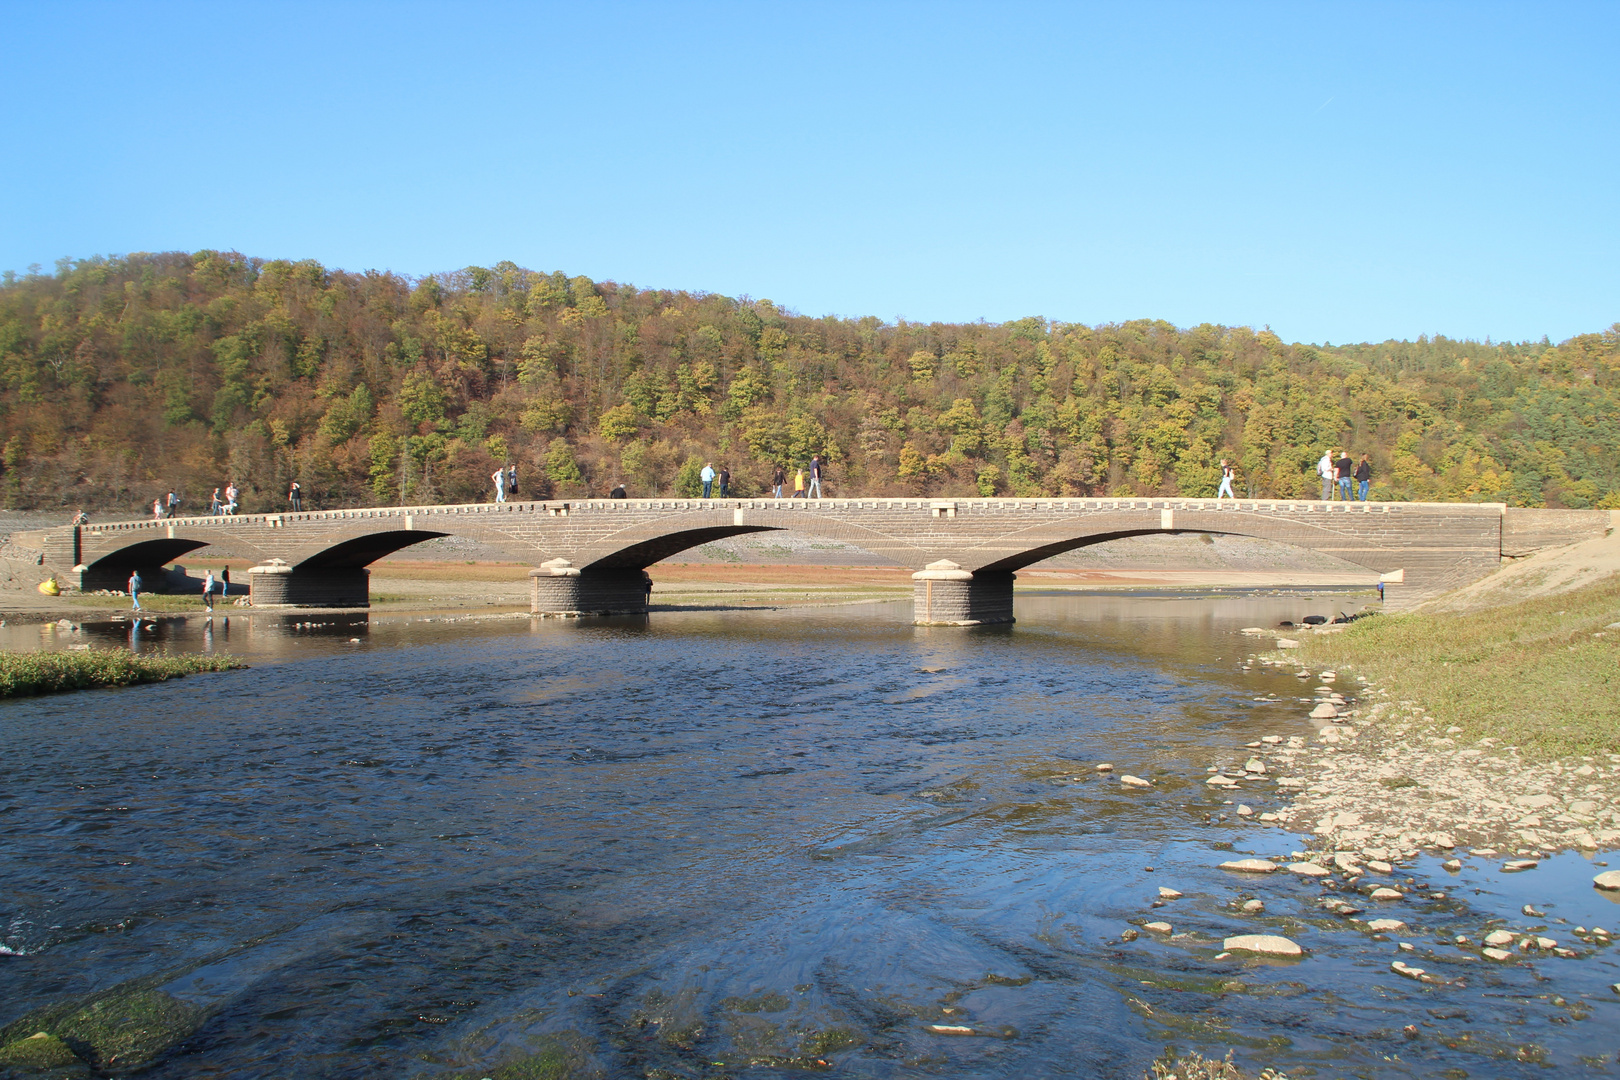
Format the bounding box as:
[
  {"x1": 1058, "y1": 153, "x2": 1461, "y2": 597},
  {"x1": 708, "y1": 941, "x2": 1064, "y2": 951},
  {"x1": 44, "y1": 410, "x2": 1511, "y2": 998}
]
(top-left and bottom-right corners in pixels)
[
  {"x1": 247, "y1": 561, "x2": 370, "y2": 608},
  {"x1": 530, "y1": 559, "x2": 650, "y2": 616},
  {"x1": 912, "y1": 561, "x2": 1015, "y2": 626}
]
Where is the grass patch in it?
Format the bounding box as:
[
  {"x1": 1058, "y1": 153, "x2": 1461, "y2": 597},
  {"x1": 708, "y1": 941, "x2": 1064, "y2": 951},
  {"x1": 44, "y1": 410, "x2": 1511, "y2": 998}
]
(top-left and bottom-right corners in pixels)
[
  {"x1": 0, "y1": 649, "x2": 243, "y2": 698},
  {"x1": 1295, "y1": 575, "x2": 1620, "y2": 757},
  {"x1": 65, "y1": 593, "x2": 229, "y2": 612}
]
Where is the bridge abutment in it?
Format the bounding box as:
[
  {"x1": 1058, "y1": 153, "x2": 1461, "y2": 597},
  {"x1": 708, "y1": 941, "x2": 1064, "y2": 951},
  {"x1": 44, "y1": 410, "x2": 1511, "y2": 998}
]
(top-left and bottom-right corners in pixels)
[
  {"x1": 248, "y1": 561, "x2": 370, "y2": 608},
  {"x1": 530, "y1": 560, "x2": 650, "y2": 616},
  {"x1": 912, "y1": 561, "x2": 1015, "y2": 625}
]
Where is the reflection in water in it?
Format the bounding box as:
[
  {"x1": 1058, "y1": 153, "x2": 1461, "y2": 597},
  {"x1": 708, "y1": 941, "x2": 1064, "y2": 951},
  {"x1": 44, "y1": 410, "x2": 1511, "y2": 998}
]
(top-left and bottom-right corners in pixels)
[{"x1": 0, "y1": 593, "x2": 1614, "y2": 1079}]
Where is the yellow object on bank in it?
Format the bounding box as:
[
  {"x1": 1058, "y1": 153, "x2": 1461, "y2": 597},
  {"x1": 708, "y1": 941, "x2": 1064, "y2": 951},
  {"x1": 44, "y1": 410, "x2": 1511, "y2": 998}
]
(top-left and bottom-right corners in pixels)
[{"x1": 37, "y1": 578, "x2": 60, "y2": 596}]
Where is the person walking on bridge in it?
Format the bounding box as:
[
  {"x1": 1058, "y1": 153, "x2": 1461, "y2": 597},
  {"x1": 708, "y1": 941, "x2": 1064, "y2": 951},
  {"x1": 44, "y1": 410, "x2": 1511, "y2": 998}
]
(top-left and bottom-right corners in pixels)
[
  {"x1": 792, "y1": 467, "x2": 806, "y2": 498},
  {"x1": 492, "y1": 467, "x2": 506, "y2": 503},
  {"x1": 718, "y1": 465, "x2": 730, "y2": 498},
  {"x1": 1216, "y1": 459, "x2": 1236, "y2": 500},
  {"x1": 166, "y1": 491, "x2": 180, "y2": 518},
  {"x1": 808, "y1": 455, "x2": 823, "y2": 498},
  {"x1": 700, "y1": 462, "x2": 715, "y2": 498},
  {"x1": 210, "y1": 488, "x2": 222, "y2": 515},
  {"x1": 771, "y1": 464, "x2": 785, "y2": 499},
  {"x1": 1355, "y1": 454, "x2": 1373, "y2": 501}
]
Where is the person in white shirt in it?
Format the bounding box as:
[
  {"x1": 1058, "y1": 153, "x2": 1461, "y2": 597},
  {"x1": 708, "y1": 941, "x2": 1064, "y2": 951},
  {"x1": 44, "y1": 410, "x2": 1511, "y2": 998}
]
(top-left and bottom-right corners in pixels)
[
  {"x1": 1316, "y1": 450, "x2": 1336, "y2": 501},
  {"x1": 1217, "y1": 459, "x2": 1236, "y2": 500},
  {"x1": 492, "y1": 468, "x2": 506, "y2": 502}
]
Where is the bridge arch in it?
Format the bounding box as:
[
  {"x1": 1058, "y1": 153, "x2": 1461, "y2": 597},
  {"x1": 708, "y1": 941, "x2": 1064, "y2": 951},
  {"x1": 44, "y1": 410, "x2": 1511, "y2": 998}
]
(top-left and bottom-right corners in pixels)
[{"x1": 81, "y1": 538, "x2": 214, "y2": 590}]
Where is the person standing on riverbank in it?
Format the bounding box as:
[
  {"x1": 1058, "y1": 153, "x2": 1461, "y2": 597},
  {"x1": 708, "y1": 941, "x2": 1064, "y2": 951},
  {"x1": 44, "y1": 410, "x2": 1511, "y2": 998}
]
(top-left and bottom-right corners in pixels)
[
  {"x1": 202, "y1": 569, "x2": 215, "y2": 613},
  {"x1": 700, "y1": 462, "x2": 715, "y2": 498},
  {"x1": 808, "y1": 455, "x2": 823, "y2": 498},
  {"x1": 1355, "y1": 454, "x2": 1373, "y2": 501},
  {"x1": 1317, "y1": 450, "x2": 1335, "y2": 501},
  {"x1": 128, "y1": 570, "x2": 142, "y2": 612},
  {"x1": 1216, "y1": 459, "x2": 1236, "y2": 499},
  {"x1": 1335, "y1": 450, "x2": 1354, "y2": 500}
]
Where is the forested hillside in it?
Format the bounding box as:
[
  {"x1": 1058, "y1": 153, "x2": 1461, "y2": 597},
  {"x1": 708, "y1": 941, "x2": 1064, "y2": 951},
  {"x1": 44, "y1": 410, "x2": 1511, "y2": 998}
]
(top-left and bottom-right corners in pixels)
[{"x1": 1, "y1": 251, "x2": 1616, "y2": 515}]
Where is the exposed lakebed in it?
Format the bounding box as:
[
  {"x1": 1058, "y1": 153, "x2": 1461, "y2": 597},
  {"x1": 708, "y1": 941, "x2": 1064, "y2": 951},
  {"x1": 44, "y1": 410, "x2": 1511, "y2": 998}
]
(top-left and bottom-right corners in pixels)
[{"x1": 2, "y1": 593, "x2": 1616, "y2": 1078}]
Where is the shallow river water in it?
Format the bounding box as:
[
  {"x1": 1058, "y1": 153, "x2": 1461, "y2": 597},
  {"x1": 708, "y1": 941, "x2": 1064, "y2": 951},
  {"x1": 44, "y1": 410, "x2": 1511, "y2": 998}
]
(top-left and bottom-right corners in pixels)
[{"x1": 2, "y1": 593, "x2": 1618, "y2": 1079}]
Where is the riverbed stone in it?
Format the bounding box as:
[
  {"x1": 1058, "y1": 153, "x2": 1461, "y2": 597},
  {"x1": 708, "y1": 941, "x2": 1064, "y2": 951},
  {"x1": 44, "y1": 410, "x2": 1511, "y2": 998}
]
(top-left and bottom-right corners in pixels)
[
  {"x1": 1144, "y1": 921, "x2": 1172, "y2": 934},
  {"x1": 1484, "y1": 930, "x2": 1515, "y2": 947},
  {"x1": 1366, "y1": 918, "x2": 1406, "y2": 932},
  {"x1": 1443, "y1": 859, "x2": 1463, "y2": 871},
  {"x1": 1309, "y1": 703, "x2": 1339, "y2": 719},
  {"x1": 1366, "y1": 860, "x2": 1393, "y2": 874},
  {"x1": 1120, "y1": 775, "x2": 1151, "y2": 788},
  {"x1": 0, "y1": 1032, "x2": 82, "y2": 1071},
  {"x1": 1095, "y1": 763, "x2": 1114, "y2": 772},
  {"x1": 1223, "y1": 934, "x2": 1302, "y2": 956},
  {"x1": 1158, "y1": 887, "x2": 1183, "y2": 899},
  {"x1": 1391, "y1": 960, "x2": 1425, "y2": 979},
  {"x1": 1594, "y1": 870, "x2": 1620, "y2": 891},
  {"x1": 1369, "y1": 887, "x2": 1404, "y2": 900},
  {"x1": 1483, "y1": 947, "x2": 1514, "y2": 961},
  {"x1": 1236, "y1": 804, "x2": 1254, "y2": 816},
  {"x1": 1241, "y1": 899, "x2": 1265, "y2": 913},
  {"x1": 1503, "y1": 859, "x2": 1539, "y2": 872},
  {"x1": 1288, "y1": 862, "x2": 1332, "y2": 877},
  {"x1": 1219, "y1": 858, "x2": 1278, "y2": 873}
]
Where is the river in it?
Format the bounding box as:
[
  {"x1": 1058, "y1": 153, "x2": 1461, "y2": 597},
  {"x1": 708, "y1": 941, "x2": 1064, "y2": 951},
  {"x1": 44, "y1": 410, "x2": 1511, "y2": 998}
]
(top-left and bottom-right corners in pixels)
[{"x1": 2, "y1": 593, "x2": 1617, "y2": 1079}]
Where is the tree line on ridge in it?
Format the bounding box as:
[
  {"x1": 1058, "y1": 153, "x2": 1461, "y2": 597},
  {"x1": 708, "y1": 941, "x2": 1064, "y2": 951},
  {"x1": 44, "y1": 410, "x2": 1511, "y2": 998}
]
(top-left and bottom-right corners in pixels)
[{"x1": 0, "y1": 251, "x2": 1615, "y2": 516}]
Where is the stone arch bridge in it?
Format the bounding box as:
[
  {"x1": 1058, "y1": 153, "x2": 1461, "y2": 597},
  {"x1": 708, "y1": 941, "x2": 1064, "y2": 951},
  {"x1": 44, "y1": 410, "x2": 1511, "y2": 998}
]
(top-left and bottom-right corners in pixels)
[{"x1": 28, "y1": 498, "x2": 1610, "y2": 623}]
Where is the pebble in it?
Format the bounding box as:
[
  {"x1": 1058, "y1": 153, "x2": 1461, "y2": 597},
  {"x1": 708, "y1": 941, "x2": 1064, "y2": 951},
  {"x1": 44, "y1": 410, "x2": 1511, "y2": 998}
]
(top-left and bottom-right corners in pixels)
[
  {"x1": 1367, "y1": 860, "x2": 1394, "y2": 874},
  {"x1": 1095, "y1": 763, "x2": 1114, "y2": 772},
  {"x1": 1220, "y1": 858, "x2": 1278, "y2": 873},
  {"x1": 1391, "y1": 960, "x2": 1425, "y2": 979},
  {"x1": 1244, "y1": 759, "x2": 1267, "y2": 775},
  {"x1": 1223, "y1": 934, "x2": 1302, "y2": 956},
  {"x1": 1236, "y1": 804, "x2": 1254, "y2": 817},
  {"x1": 1288, "y1": 862, "x2": 1332, "y2": 877},
  {"x1": 1523, "y1": 905, "x2": 1544, "y2": 917},
  {"x1": 1241, "y1": 899, "x2": 1265, "y2": 913},
  {"x1": 1309, "y1": 702, "x2": 1339, "y2": 719},
  {"x1": 1144, "y1": 921, "x2": 1172, "y2": 934},
  {"x1": 1369, "y1": 887, "x2": 1404, "y2": 900},
  {"x1": 925, "y1": 1024, "x2": 978, "y2": 1035},
  {"x1": 1120, "y1": 928, "x2": 1139, "y2": 941},
  {"x1": 1261, "y1": 735, "x2": 1282, "y2": 744},
  {"x1": 1442, "y1": 859, "x2": 1463, "y2": 871},
  {"x1": 1503, "y1": 859, "x2": 1539, "y2": 872},
  {"x1": 1535, "y1": 936, "x2": 1557, "y2": 950},
  {"x1": 1484, "y1": 930, "x2": 1515, "y2": 947},
  {"x1": 1120, "y1": 775, "x2": 1151, "y2": 788},
  {"x1": 1366, "y1": 918, "x2": 1406, "y2": 931},
  {"x1": 1158, "y1": 887, "x2": 1183, "y2": 899},
  {"x1": 1483, "y1": 947, "x2": 1514, "y2": 961},
  {"x1": 1595, "y1": 870, "x2": 1620, "y2": 891},
  {"x1": 1207, "y1": 775, "x2": 1239, "y2": 787}
]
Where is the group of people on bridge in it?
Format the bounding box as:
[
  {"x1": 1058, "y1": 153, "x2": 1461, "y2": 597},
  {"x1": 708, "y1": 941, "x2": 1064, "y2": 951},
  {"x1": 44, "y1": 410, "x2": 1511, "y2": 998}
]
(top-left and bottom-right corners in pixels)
[{"x1": 1212, "y1": 449, "x2": 1373, "y2": 502}]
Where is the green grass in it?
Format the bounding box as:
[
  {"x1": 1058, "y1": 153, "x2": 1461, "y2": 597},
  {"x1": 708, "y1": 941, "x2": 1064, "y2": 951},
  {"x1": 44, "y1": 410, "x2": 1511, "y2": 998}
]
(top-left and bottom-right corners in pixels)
[
  {"x1": 65, "y1": 592, "x2": 235, "y2": 612},
  {"x1": 0, "y1": 649, "x2": 243, "y2": 698},
  {"x1": 1294, "y1": 575, "x2": 1620, "y2": 757}
]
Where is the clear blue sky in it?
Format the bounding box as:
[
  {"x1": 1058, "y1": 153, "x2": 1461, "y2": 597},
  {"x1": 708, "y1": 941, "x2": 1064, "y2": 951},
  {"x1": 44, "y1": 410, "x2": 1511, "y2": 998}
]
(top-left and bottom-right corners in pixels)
[{"x1": 3, "y1": 2, "x2": 1615, "y2": 345}]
